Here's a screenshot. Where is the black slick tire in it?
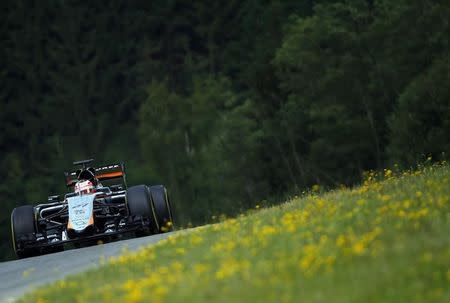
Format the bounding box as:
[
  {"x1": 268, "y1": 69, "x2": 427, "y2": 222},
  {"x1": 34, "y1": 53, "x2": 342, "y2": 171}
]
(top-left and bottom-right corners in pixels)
[
  {"x1": 149, "y1": 185, "x2": 174, "y2": 232},
  {"x1": 11, "y1": 205, "x2": 40, "y2": 258},
  {"x1": 126, "y1": 185, "x2": 159, "y2": 235}
]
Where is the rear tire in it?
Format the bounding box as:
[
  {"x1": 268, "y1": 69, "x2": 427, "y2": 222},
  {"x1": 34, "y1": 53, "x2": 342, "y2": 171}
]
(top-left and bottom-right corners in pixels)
[
  {"x1": 11, "y1": 205, "x2": 40, "y2": 258},
  {"x1": 149, "y1": 185, "x2": 174, "y2": 232},
  {"x1": 126, "y1": 185, "x2": 159, "y2": 235}
]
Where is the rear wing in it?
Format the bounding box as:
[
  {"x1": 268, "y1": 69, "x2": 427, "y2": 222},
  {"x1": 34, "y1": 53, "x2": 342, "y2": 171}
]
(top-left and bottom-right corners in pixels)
[{"x1": 64, "y1": 163, "x2": 127, "y2": 188}]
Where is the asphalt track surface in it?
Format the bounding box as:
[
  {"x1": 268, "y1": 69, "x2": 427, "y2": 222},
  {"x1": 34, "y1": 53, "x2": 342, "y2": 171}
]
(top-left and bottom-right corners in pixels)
[{"x1": 0, "y1": 232, "x2": 174, "y2": 302}]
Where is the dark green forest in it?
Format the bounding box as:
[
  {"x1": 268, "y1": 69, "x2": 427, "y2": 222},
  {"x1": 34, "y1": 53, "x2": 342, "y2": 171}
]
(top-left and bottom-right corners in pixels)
[{"x1": 0, "y1": 0, "x2": 449, "y2": 260}]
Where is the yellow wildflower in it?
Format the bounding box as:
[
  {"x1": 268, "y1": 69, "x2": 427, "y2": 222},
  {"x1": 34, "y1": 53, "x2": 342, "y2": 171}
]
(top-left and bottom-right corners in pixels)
[{"x1": 124, "y1": 287, "x2": 142, "y2": 303}]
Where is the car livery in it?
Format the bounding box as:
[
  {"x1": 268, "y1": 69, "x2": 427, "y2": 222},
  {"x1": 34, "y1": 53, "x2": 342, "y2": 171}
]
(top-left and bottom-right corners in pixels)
[{"x1": 10, "y1": 159, "x2": 174, "y2": 258}]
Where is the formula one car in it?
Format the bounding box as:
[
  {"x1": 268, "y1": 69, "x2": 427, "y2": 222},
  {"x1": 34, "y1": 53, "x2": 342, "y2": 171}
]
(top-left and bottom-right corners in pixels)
[{"x1": 11, "y1": 159, "x2": 173, "y2": 258}]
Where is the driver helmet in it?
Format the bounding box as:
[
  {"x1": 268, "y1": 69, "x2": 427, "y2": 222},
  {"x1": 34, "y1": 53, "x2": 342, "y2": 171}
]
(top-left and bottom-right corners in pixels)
[
  {"x1": 74, "y1": 179, "x2": 96, "y2": 195},
  {"x1": 76, "y1": 167, "x2": 98, "y2": 185}
]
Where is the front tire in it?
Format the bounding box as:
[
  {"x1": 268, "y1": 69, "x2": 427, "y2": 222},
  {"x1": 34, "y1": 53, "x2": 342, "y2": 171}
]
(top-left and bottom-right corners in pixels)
[
  {"x1": 11, "y1": 205, "x2": 40, "y2": 258},
  {"x1": 126, "y1": 185, "x2": 159, "y2": 235},
  {"x1": 149, "y1": 185, "x2": 174, "y2": 232}
]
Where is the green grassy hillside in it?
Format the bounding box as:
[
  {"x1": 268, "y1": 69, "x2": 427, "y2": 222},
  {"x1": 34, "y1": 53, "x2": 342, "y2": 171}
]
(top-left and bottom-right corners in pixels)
[{"x1": 20, "y1": 164, "x2": 449, "y2": 303}]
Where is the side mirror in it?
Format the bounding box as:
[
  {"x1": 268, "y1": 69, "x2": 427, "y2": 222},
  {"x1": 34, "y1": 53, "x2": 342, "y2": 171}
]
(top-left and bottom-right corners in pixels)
[
  {"x1": 48, "y1": 195, "x2": 60, "y2": 202},
  {"x1": 110, "y1": 185, "x2": 124, "y2": 191}
]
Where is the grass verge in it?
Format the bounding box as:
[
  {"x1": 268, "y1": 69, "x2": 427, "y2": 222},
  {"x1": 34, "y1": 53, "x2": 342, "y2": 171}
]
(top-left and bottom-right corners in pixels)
[{"x1": 19, "y1": 164, "x2": 449, "y2": 303}]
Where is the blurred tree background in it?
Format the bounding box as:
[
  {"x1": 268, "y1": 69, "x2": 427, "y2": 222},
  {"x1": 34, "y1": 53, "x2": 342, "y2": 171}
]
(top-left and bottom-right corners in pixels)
[{"x1": 0, "y1": 0, "x2": 448, "y2": 260}]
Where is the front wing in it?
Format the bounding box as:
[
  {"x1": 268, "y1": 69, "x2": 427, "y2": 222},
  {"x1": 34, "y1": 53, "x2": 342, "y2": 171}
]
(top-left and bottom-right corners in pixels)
[{"x1": 15, "y1": 216, "x2": 153, "y2": 253}]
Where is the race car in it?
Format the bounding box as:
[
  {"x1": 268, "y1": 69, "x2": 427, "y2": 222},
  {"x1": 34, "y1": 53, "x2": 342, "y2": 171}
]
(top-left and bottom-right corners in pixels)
[{"x1": 10, "y1": 159, "x2": 173, "y2": 258}]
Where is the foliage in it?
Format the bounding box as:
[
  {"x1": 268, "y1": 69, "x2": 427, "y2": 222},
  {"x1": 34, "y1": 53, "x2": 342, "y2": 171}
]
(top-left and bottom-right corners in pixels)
[
  {"x1": 18, "y1": 164, "x2": 450, "y2": 303},
  {"x1": 388, "y1": 58, "x2": 450, "y2": 165}
]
